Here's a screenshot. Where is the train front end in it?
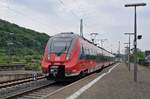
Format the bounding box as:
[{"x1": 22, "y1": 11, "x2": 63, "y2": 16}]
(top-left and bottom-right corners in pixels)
[{"x1": 41, "y1": 33, "x2": 80, "y2": 80}]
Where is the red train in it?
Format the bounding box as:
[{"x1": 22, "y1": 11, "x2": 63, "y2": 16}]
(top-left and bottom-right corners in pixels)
[{"x1": 41, "y1": 32, "x2": 115, "y2": 80}]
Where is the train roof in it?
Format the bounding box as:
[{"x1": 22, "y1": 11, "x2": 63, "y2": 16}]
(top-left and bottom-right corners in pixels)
[
  {"x1": 53, "y1": 32, "x2": 78, "y2": 38},
  {"x1": 52, "y1": 32, "x2": 114, "y2": 55}
]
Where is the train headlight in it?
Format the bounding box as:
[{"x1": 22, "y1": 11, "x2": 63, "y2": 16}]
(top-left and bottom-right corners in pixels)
[
  {"x1": 66, "y1": 54, "x2": 70, "y2": 60},
  {"x1": 66, "y1": 56, "x2": 69, "y2": 60},
  {"x1": 48, "y1": 54, "x2": 50, "y2": 60}
]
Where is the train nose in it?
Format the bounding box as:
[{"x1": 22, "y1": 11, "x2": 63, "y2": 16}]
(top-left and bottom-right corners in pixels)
[{"x1": 49, "y1": 53, "x2": 67, "y2": 62}]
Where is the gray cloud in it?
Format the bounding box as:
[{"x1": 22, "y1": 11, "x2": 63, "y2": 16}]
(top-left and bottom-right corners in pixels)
[{"x1": 0, "y1": 0, "x2": 149, "y2": 53}]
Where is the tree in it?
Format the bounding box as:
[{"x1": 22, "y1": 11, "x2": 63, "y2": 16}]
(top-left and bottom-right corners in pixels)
[{"x1": 130, "y1": 48, "x2": 144, "y2": 63}]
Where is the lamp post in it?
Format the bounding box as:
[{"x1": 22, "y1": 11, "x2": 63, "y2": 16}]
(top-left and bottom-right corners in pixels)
[
  {"x1": 124, "y1": 43, "x2": 130, "y2": 70},
  {"x1": 124, "y1": 33, "x2": 134, "y2": 71},
  {"x1": 125, "y1": 3, "x2": 146, "y2": 82},
  {"x1": 124, "y1": 46, "x2": 129, "y2": 64}
]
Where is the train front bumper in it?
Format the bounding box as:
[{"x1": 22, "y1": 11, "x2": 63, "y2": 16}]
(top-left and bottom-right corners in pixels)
[{"x1": 49, "y1": 65, "x2": 80, "y2": 77}]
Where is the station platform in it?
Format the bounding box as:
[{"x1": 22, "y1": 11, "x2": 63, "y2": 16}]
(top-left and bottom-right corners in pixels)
[
  {"x1": 0, "y1": 70, "x2": 42, "y2": 83},
  {"x1": 0, "y1": 70, "x2": 42, "y2": 75},
  {"x1": 45, "y1": 63, "x2": 150, "y2": 99}
]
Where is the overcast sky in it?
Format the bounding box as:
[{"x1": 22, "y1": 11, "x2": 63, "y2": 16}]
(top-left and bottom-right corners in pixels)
[{"x1": 0, "y1": 0, "x2": 149, "y2": 53}]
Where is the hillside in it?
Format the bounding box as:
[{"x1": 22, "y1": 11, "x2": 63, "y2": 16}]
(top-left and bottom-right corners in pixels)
[{"x1": 0, "y1": 19, "x2": 50, "y2": 69}]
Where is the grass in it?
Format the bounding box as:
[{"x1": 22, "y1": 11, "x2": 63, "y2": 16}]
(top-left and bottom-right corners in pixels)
[{"x1": 0, "y1": 52, "x2": 42, "y2": 70}]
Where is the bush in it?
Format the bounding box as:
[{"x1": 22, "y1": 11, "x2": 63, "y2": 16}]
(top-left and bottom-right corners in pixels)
[
  {"x1": 25, "y1": 55, "x2": 32, "y2": 63},
  {"x1": 12, "y1": 56, "x2": 20, "y2": 62},
  {"x1": 25, "y1": 63, "x2": 41, "y2": 71}
]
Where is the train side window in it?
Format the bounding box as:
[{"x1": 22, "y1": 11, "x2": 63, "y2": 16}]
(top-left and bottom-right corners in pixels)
[
  {"x1": 93, "y1": 50, "x2": 96, "y2": 59},
  {"x1": 92, "y1": 49, "x2": 95, "y2": 59},
  {"x1": 84, "y1": 48, "x2": 88, "y2": 59},
  {"x1": 84, "y1": 48, "x2": 86, "y2": 55},
  {"x1": 82, "y1": 46, "x2": 85, "y2": 59},
  {"x1": 90, "y1": 48, "x2": 92, "y2": 59},
  {"x1": 87, "y1": 48, "x2": 90, "y2": 59},
  {"x1": 79, "y1": 44, "x2": 85, "y2": 59}
]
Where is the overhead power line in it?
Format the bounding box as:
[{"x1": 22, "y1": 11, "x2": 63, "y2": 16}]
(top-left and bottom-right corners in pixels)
[
  {"x1": 57, "y1": 0, "x2": 80, "y2": 19},
  {"x1": 0, "y1": 2, "x2": 51, "y2": 31}
]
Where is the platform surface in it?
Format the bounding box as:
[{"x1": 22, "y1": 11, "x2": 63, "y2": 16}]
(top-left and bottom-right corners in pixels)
[
  {"x1": 46, "y1": 63, "x2": 150, "y2": 99},
  {"x1": 0, "y1": 70, "x2": 42, "y2": 75}
]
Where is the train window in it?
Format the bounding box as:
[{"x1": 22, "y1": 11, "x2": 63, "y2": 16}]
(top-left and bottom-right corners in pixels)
[
  {"x1": 89, "y1": 49, "x2": 91, "y2": 56},
  {"x1": 89, "y1": 49, "x2": 92, "y2": 59},
  {"x1": 79, "y1": 44, "x2": 85, "y2": 59},
  {"x1": 82, "y1": 46, "x2": 84, "y2": 54},
  {"x1": 84, "y1": 48, "x2": 86, "y2": 54},
  {"x1": 84, "y1": 48, "x2": 86, "y2": 55},
  {"x1": 91, "y1": 49, "x2": 94, "y2": 59},
  {"x1": 50, "y1": 37, "x2": 73, "y2": 55},
  {"x1": 82, "y1": 47, "x2": 89, "y2": 60},
  {"x1": 93, "y1": 50, "x2": 95, "y2": 55},
  {"x1": 96, "y1": 51, "x2": 98, "y2": 55},
  {"x1": 94, "y1": 50, "x2": 95, "y2": 56},
  {"x1": 47, "y1": 39, "x2": 53, "y2": 54},
  {"x1": 88, "y1": 48, "x2": 90, "y2": 55},
  {"x1": 85, "y1": 48, "x2": 88, "y2": 55},
  {"x1": 87, "y1": 48, "x2": 90, "y2": 59},
  {"x1": 84, "y1": 48, "x2": 88, "y2": 59}
]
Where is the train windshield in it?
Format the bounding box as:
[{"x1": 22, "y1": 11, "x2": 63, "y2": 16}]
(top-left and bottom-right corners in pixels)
[{"x1": 50, "y1": 37, "x2": 73, "y2": 54}]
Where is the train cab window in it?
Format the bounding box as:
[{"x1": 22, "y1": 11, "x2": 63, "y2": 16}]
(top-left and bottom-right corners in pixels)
[{"x1": 50, "y1": 37, "x2": 73, "y2": 55}]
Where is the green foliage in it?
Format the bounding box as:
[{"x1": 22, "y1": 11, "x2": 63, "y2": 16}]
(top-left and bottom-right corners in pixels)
[
  {"x1": 0, "y1": 19, "x2": 50, "y2": 70},
  {"x1": 130, "y1": 48, "x2": 145, "y2": 62},
  {"x1": 137, "y1": 50, "x2": 144, "y2": 60},
  {"x1": 24, "y1": 55, "x2": 33, "y2": 63},
  {"x1": 0, "y1": 19, "x2": 50, "y2": 54}
]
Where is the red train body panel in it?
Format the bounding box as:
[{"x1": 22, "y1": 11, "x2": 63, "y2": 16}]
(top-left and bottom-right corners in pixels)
[{"x1": 41, "y1": 32, "x2": 115, "y2": 79}]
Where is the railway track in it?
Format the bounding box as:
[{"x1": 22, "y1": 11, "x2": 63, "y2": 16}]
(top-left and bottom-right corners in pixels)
[
  {"x1": 2, "y1": 79, "x2": 75, "y2": 99},
  {"x1": 14, "y1": 82, "x2": 71, "y2": 99},
  {"x1": 0, "y1": 76, "x2": 54, "y2": 99},
  {"x1": 8, "y1": 67, "x2": 111, "y2": 99},
  {"x1": 14, "y1": 68, "x2": 105, "y2": 99},
  {"x1": 0, "y1": 64, "x2": 114, "y2": 99},
  {"x1": 0, "y1": 73, "x2": 78, "y2": 99},
  {"x1": 0, "y1": 75, "x2": 45, "y2": 89}
]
